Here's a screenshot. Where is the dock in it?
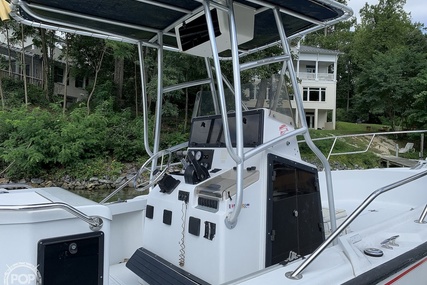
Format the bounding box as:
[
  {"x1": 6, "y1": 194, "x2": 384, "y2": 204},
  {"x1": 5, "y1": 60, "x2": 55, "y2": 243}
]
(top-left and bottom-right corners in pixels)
[{"x1": 380, "y1": 155, "x2": 419, "y2": 168}]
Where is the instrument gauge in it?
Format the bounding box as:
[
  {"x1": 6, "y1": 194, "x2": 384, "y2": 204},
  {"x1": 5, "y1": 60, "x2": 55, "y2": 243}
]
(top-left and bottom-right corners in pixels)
[{"x1": 195, "y1": 150, "x2": 202, "y2": 161}]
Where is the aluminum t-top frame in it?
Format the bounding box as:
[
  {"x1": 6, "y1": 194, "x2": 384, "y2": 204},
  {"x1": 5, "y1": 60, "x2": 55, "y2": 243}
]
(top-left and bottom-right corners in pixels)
[{"x1": 10, "y1": 0, "x2": 353, "y2": 229}]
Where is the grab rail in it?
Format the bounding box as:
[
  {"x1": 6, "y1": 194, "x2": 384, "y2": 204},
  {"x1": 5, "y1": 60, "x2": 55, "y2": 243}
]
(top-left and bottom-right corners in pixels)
[
  {"x1": 415, "y1": 204, "x2": 427, "y2": 224},
  {"x1": 298, "y1": 130, "x2": 427, "y2": 160},
  {"x1": 100, "y1": 142, "x2": 188, "y2": 204},
  {"x1": 0, "y1": 202, "x2": 103, "y2": 231},
  {"x1": 286, "y1": 169, "x2": 427, "y2": 280},
  {"x1": 133, "y1": 142, "x2": 188, "y2": 189}
]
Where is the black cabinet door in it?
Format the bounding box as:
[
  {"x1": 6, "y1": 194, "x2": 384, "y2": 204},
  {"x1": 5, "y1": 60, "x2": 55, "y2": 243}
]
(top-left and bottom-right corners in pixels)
[{"x1": 266, "y1": 154, "x2": 324, "y2": 267}]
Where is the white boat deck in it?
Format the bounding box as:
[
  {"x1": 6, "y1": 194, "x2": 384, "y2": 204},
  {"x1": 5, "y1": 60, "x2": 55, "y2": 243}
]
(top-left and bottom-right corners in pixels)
[
  {"x1": 106, "y1": 195, "x2": 427, "y2": 285},
  {"x1": 109, "y1": 263, "x2": 141, "y2": 285},
  {"x1": 225, "y1": 202, "x2": 427, "y2": 284}
]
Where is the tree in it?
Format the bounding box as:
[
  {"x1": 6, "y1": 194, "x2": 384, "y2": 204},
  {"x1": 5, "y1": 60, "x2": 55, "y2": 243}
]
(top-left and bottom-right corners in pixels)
[
  {"x1": 352, "y1": 0, "x2": 411, "y2": 65},
  {"x1": 20, "y1": 24, "x2": 29, "y2": 106},
  {"x1": 354, "y1": 48, "x2": 409, "y2": 126},
  {"x1": 34, "y1": 28, "x2": 56, "y2": 100},
  {"x1": 67, "y1": 36, "x2": 107, "y2": 114},
  {"x1": 351, "y1": 0, "x2": 427, "y2": 127},
  {"x1": 165, "y1": 52, "x2": 206, "y2": 130},
  {"x1": 106, "y1": 41, "x2": 134, "y2": 106},
  {"x1": 62, "y1": 33, "x2": 71, "y2": 115},
  {"x1": 0, "y1": 73, "x2": 4, "y2": 110},
  {"x1": 408, "y1": 71, "x2": 427, "y2": 129},
  {"x1": 0, "y1": 20, "x2": 19, "y2": 75}
]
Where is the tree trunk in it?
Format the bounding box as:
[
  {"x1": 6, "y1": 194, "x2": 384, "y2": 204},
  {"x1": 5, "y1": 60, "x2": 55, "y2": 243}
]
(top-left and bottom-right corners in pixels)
[
  {"x1": 184, "y1": 88, "x2": 188, "y2": 132},
  {"x1": 346, "y1": 90, "x2": 350, "y2": 111},
  {"x1": 63, "y1": 36, "x2": 69, "y2": 115},
  {"x1": 0, "y1": 76, "x2": 4, "y2": 110},
  {"x1": 134, "y1": 61, "x2": 138, "y2": 117},
  {"x1": 87, "y1": 46, "x2": 107, "y2": 115},
  {"x1": 39, "y1": 28, "x2": 50, "y2": 101},
  {"x1": 21, "y1": 25, "x2": 28, "y2": 107},
  {"x1": 5, "y1": 24, "x2": 12, "y2": 76},
  {"x1": 114, "y1": 57, "x2": 124, "y2": 104},
  {"x1": 143, "y1": 46, "x2": 152, "y2": 111}
]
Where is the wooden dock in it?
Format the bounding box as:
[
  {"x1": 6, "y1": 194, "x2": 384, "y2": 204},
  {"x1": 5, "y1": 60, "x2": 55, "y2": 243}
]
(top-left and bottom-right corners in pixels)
[{"x1": 380, "y1": 155, "x2": 419, "y2": 168}]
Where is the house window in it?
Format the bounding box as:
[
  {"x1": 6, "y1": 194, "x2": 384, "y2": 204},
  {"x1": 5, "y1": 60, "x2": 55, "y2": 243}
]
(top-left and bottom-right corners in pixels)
[
  {"x1": 306, "y1": 65, "x2": 316, "y2": 73},
  {"x1": 74, "y1": 76, "x2": 89, "y2": 88},
  {"x1": 75, "y1": 76, "x2": 85, "y2": 88},
  {"x1": 303, "y1": 89, "x2": 308, "y2": 101},
  {"x1": 54, "y1": 66, "x2": 64, "y2": 83},
  {"x1": 303, "y1": 87, "x2": 326, "y2": 102},
  {"x1": 309, "y1": 89, "x2": 319, "y2": 101}
]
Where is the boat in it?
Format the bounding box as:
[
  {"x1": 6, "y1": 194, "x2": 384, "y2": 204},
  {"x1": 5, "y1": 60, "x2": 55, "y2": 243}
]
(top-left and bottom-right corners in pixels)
[{"x1": 2, "y1": 0, "x2": 427, "y2": 284}]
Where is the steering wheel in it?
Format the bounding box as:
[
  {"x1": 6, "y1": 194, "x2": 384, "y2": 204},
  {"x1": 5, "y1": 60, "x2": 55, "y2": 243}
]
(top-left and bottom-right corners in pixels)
[
  {"x1": 133, "y1": 150, "x2": 172, "y2": 192},
  {"x1": 134, "y1": 166, "x2": 170, "y2": 192}
]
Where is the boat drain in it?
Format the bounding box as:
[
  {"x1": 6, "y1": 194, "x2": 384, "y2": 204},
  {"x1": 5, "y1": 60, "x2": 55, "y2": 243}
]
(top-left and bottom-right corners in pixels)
[{"x1": 364, "y1": 248, "x2": 384, "y2": 257}]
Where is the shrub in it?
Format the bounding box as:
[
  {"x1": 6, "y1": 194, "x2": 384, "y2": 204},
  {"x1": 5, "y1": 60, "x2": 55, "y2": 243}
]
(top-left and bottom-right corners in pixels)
[{"x1": 0, "y1": 107, "x2": 62, "y2": 178}]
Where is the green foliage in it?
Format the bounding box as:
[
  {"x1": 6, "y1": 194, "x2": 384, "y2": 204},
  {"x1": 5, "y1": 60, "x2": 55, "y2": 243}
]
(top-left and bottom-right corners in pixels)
[
  {"x1": 336, "y1": 108, "x2": 358, "y2": 123},
  {"x1": 0, "y1": 103, "x2": 148, "y2": 179},
  {"x1": 407, "y1": 71, "x2": 427, "y2": 129},
  {"x1": 104, "y1": 108, "x2": 146, "y2": 162},
  {"x1": 306, "y1": 0, "x2": 427, "y2": 128},
  {"x1": 89, "y1": 81, "x2": 115, "y2": 108},
  {"x1": 0, "y1": 78, "x2": 47, "y2": 108},
  {"x1": 160, "y1": 124, "x2": 189, "y2": 150},
  {"x1": 58, "y1": 106, "x2": 109, "y2": 163},
  {"x1": 349, "y1": 0, "x2": 427, "y2": 126},
  {"x1": 56, "y1": 158, "x2": 124, "y2": 181},
  {"x1": 0, "y1": 107, "x2": 61, "y2": 177}
]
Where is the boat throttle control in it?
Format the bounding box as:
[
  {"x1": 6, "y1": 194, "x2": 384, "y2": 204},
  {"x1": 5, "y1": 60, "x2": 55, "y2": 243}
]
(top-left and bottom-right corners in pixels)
[{"x1": 184, "y1": 151, "x2": 210, "y2": 184}]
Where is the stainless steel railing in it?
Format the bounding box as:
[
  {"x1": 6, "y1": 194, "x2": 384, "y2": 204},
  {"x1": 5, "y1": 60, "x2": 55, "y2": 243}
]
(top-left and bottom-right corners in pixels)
[
  {"x1": 285, "y1": 169, "x2": 427, "y2": 280},
  {"x1": 0, "y1": 202, "x2": 103, "y2": 231},
  {"x1": 298, "y1": 130, "x2": 426, "y2": 160},
  {"x1": 100, "y1": 142, "x2": 188, "y2": 204}
]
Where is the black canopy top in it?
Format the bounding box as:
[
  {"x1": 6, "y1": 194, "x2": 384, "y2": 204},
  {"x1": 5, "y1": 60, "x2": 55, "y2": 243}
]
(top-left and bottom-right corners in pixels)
[{"x1": 12, "y1": 0, "x2": 352, "y2": 52}]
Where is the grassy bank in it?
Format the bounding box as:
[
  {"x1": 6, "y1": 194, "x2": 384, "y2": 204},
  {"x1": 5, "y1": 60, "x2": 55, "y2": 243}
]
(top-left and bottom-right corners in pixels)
[{"x1": 299, "y1": 122, "x2": 425, "y2": 169}]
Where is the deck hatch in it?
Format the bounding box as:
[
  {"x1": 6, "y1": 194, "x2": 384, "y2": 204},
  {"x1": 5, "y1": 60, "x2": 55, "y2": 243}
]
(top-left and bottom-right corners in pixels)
[{"x1": 37, "y1": 231, "x2": 104, "y2": 285}]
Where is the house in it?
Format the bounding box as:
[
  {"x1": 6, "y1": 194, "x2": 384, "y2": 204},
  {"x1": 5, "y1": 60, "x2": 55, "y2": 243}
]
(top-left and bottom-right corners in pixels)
[
  {"x1": 292, "y1": 44, "x2": 340, "y2": 130},
  {"x1": 243, "y1": 44, "x2": 340, "y2": 130},
  {"x1": 0, "y1": 33, "x2": 88, "y2": 105}
]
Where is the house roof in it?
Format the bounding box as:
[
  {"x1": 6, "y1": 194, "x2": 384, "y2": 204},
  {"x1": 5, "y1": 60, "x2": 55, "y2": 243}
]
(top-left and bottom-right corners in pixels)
[{"x1": 298, "y1": 45, "x2": 342, "y2": 55}]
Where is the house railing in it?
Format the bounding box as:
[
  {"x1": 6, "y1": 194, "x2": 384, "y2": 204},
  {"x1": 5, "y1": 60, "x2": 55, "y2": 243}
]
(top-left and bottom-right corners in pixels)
[
  {"x1": 0, "y1": 69, "x2": 42, "y2": 86},
  {"x1": 298, "y1": 71, "x2": 334, "y2": 81}
]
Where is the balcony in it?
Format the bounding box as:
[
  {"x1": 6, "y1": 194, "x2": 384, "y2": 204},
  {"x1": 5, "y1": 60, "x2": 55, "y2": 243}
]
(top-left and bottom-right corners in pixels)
[{"x1": 298, "y1": 72, "x2": 334, "y2": 81}]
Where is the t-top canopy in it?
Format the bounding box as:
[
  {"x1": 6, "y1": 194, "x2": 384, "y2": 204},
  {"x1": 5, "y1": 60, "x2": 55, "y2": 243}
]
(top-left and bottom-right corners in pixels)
[{"x1": 11, "y1": 0, "x2": 352, "y2": 55}]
